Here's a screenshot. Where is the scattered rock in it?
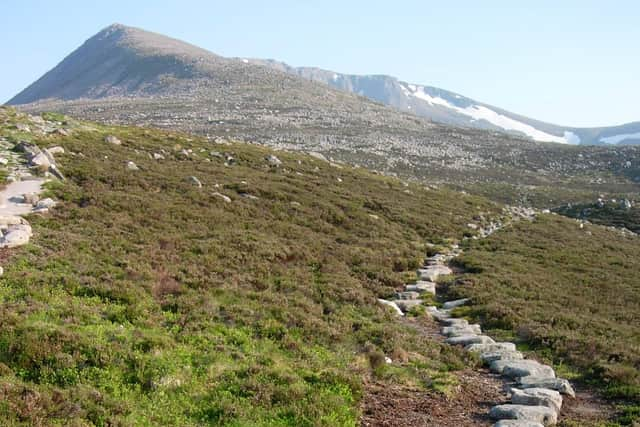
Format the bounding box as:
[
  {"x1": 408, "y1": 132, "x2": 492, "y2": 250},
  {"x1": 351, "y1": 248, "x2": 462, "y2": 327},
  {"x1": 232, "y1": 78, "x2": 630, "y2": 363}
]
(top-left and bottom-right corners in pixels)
[
  {"x1": 153, "y1": 152, "x2": 165, "y2": 160},
  {"x1": 126, "y1": 161, "x2": 139, "y2": 171},
  {"x1": 35, "y1": 198, "x2": 56, "y2": 210},
  {"x1": 0, "y1": 157, "x2": 8, "y2": 166},
  {"x1": 266, "y1": 154, "x2": 282, "y2": 166},
  {"x1": 212, "y1": 192, "x2": 231, "y2": 203},
  {"x1": 47, "y1": 146, "x2": 65, "y2": 155},
  {"x1": 105, "y1": 135, "x2": 122, "y2": 145},
  {"x1": 189, "y1": 176, "x2": 202, "y2": 187},
  {"x1": 16, "y1": 123, "x2": 30, "y2": 132},
  {"x1": 0, "y1": 224, "x2": 33, "y2": 248},
  {"x1": 393, "y1": 299, "x2": 422, "y2": 313}
]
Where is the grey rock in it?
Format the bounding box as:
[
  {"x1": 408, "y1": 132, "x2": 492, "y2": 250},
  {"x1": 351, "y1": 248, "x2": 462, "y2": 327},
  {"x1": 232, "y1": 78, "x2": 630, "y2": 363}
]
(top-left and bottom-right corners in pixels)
[
  {"x1": 442, "y1": 298, "x2": 471, "y2": 309},
  {"x1": 405, "y1": 280, "x2": 436, "y2": 294},
  {"x1": 510, "y1": 387, "x2": 562, "y2": 412},
  {"x1": 417, "y1": 265, "x2": 452, "y2": 281},
  {"x1": 266, "y1": 154, "x2": 282, "y2": 166},
  {"x1": 35, "y1": 198, "x2": 56, "y2": 209},
  {"x1": 440, "y1": 317, "x2": 468, "y2": 327},
  {"x1": 47, "y1": 146, "x2": 65, "y2": 155},
  {"x1": 465, "y1": 342, "x2": 517, "y2": 353},
  {"x1": 126, "y1": 161, "x2": 139, "y2": 171},
  {"x1": 212, "y1": 192, "x2": 231, "y2": 203},
  {"x1": 153, "y1": 152, "x2": 165, "y2": 160},
  {"x1": 480, "y1": 350, "x2": 524, "y2": 364},
  {"x1": 493, "y1": 420, "x2": 544, "y2": 427},
  {"x1": 446, "y1": 335, "x2": 495, "y2": 346},
  {"x1": 489, "y1": 404, "x2": 557, "y2": 425},
  {"x1": 517, "y1": 376, "x2": 576, "y2": 398},
  {"x1": 441, "y1": 324, "x2": 482, "y2": 337},
  {"x1": 490, "y1": 360, "x2": 555, "y2": 379},
  {"x1": 189, "y1": 176, "x2": 203, "y2": 187},
  {"x1": 0, "y1": 224, "x2": 33, "y2": 248},
  {"x1": 393, "y1": 299, "x2": 422, "y2": 313}
]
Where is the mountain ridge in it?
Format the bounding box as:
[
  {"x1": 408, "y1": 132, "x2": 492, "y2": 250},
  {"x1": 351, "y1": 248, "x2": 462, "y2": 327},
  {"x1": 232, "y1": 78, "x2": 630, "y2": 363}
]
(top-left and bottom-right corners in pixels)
[{"x1": 248, "y1": 58, "x2": 640, "y2": 146}]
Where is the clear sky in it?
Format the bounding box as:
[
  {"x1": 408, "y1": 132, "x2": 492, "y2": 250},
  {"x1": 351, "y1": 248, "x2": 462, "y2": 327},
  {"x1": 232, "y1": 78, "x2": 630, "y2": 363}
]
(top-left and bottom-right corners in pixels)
[{"x1": 1, "y1": 0, "x2": 638, "y2": 127}]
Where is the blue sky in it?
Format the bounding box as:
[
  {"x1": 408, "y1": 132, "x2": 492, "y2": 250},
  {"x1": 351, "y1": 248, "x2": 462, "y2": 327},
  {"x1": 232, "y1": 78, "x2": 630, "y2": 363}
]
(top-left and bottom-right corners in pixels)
[{"x1": 1, "y1": 0, "x2": 638, "y2": 127}]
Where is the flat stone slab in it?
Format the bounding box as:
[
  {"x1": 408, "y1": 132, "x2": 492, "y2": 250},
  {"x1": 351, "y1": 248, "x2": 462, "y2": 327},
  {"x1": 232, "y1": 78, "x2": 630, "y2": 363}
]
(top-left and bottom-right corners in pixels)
[
  {"x1": 439, "y1": 317, "x2": 467, "y2": 326},
  {"x1": 490, "y1": 360, "x2": 555, "y2": 379},
  {"x1": 510, "y1": 387, "x2": 562, "y2": 412},
  {"x1": 517, "y1": 376, "x2": 576, "y2": 398},
  {"x1": 417, "y1": 265, "x2": 452, "y2": 281},
  {"x1": 442, "y1": 324, "x2": 482, "y2": 337},
  {"x1": 0, "y1": 179, "x2": 45, "y2": 216},
  {"x1": 405, "y1": 281, "x2": 436, "y2": 294},
  {"x1": 466, "y1": 342, "x2": 517, "y2": 353},
  {"x1": 481, "y1": 350, "x2": 524, "y2": 364},
  {"x1": 377, "y1": 299, "x2": 404, "y2": 316},
  {"x1": 442, "y1": 298, "x2": 471, "y2": 309},
  {"x1": 396, "y1": 291, "x2": 420, "y2": 300},
  {"x1": 490, "y1": 404, "x2": 557, "y2": 425},
  {"x1": 493, "y1": 420, "x2": 544, "y2": 427},
  {"x1": 446, "y1": 334, "x2": 495, "y2": 346}
]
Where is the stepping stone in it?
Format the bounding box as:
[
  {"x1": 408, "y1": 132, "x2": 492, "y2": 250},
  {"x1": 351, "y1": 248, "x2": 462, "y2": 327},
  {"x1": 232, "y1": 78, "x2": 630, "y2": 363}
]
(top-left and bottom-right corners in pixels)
[
  {"x1": 510, "y1": 387, "x2": 562, "y2": 412},
  {"x1": 442, "y1": 324, "x2": 482, "y2": 337},
  {"x1": 517, "y1": 376, "x2": 576, "y2": 398},
  {"x1": 466, "y1": 342, "x2": 517, "y2": 353},
  {"x1": 442, "y1": 298, "x2": 471, "y2": 309},
  {"x1": 480, "y1": 350, "x2": 524, "y2": 364},
  {"x1": 395, "y1": 291, "x2": 420, "y2": 300},
  {"x1": 405, "y1": 281, "x2": 436, "y2": 294},
  {"x1": 446, "y1": 335, "x2": 495, "y2": 346},
  {"x1": 490, "y1": 360, "x2": 555, "y2": 379},
  {"x1": 377, "y1": 299, "x2": 404, "y2": 316},
  {"x1": 493, "y1": 420, "x2": 544, "y2": 427},
  {"x1": 417, "y1": 265, "x2": 452, "y2": 281},
  {"x1": 440, "y1": 317, "x2": 467, "y2": 327},
  {"x1": 393, "y1": 299, "x2": 422, "y2": 313},
  {"x1": 489, "y1": 404, "x2": 557, "y2": 425},
  {"x1": 426, "y1": 306, "x2": 452, "y2": 321}
]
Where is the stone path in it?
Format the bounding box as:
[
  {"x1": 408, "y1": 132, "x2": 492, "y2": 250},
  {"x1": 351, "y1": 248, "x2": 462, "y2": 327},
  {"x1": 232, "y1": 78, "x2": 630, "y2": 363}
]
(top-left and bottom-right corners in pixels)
[
  {"x1": 0, "y1": 131, "x2": 63, "y2": 253},
  {"x1": 379, "y1": 244, "x2": 575, "y2": 426}
]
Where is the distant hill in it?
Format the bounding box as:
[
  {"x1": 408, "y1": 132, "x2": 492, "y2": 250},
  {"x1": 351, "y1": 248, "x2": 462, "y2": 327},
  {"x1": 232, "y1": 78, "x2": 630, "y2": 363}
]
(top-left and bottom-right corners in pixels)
[
  {"x1": 250, "y1": 59, "x2": 640, "y2": 146},
  {"x1": 7, "y1": 24, "x2": 640, "y2": 202}
]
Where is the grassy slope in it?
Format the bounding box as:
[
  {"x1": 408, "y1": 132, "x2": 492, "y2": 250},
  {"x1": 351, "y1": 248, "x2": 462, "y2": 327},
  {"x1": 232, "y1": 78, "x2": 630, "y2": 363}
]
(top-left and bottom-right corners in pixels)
[
  {"x1": 450, "y1": 215, "x2": 640, "y2": 424},
  {"x1": 0, "y1": 107, "x2": 499, "y2": 426}
]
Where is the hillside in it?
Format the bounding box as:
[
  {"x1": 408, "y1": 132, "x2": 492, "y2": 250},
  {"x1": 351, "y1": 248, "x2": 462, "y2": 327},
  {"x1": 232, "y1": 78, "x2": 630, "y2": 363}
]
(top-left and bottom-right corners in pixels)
[
  {"x1": 8, "y1": 24, "x2": 640, "y2": 208},
  {"x1": 0, "y1": 106, "x2": 503, "y2": 425},
  {"x1": 252, "y1": 59, "x2": 640, "y2": 146}
]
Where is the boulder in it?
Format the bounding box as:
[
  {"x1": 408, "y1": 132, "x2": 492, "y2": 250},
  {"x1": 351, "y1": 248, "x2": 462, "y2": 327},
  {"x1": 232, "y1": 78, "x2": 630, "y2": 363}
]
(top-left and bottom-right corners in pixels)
[
  {"x1": 446, "y1": 335, "x2": 495, "y2": 346},
  {"x1": 0, "y1": 215, "x2": 26, "y2": 227},
  {"x1": 377, "y1": 299, "x2": 404, "y2": 316},
  {"x1": 29, "y1": 152, "x2": 52, "y2": 168},
  {"x1": 153, "y1": 152, "x2": 165, "y2": 160},
  {"x1": 517, "y1": 376, "x2": 576, "y2": 398},
  {"x1": 493, "y1": 420, "x2": 544, "y2": 427},
  {"x1": 490, "y1": 360, "x2": 555, "y2": 379},
  {"x1": 510, "y1": 387, "x2": 562, "y2": 412},
  {"x1": 35, "y1": 198, "x2": 56, "y2": 210},
  {"x1": 442, "y1": 298, "x2": 471, "y2": 309},
  {"x1": 23, "y1": 193, "x2": 40, "y2": 205},
  {"x1": 0, "y1": 224, "x2": 33, "y2": 248},
  {"x1": 105, "y1": 135, "x2": 122, "y2": 145},
  {"x1": 0, "y1": 157, "x2": 8, "y2": 165},
  {"x1": 489, "y1": 404, "x2": 557, "y2": 425}
]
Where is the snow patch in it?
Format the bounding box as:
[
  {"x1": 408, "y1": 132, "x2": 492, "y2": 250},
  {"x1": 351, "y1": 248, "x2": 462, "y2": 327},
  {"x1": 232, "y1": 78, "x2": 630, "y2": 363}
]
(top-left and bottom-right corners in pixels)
[
  {"x1": 242, "y1": 59, "x2": 249, "y2": 64},
  {"x1": 600, "y1": 131, "x2": 640, "y2": 144},
  {"x1": 399, "y1": 83, "x2": 577, "y2": 144}
]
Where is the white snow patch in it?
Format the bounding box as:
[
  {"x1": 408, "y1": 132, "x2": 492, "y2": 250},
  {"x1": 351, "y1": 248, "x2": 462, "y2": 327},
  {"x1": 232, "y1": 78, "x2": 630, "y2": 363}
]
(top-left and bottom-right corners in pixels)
[
  {"x1": 600, "y1": 131, "x2": 640, "y2": 144},
  {"x1": 242, "y1": 59, "x2": 249, "y2": 64},
  {"x1": 399, "y1": 83, "x2": 576, "y2": 144}
]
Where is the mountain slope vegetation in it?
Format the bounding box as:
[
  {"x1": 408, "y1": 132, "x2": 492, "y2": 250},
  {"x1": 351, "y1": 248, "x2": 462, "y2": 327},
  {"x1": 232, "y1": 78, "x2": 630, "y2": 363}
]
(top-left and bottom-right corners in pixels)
[{"x1": 0, "y1": 107, "x2": 501, "y2": 426}]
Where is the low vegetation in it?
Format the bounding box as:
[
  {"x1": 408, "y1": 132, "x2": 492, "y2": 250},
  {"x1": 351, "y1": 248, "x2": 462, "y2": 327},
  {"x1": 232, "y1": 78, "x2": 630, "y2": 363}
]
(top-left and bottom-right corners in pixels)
[
  {"x1": 449, "y1": 214, "x2": 640, "y2": 424},
  {"x1": 0, "y1": 107, "x2": 499, "y2": 426}
]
